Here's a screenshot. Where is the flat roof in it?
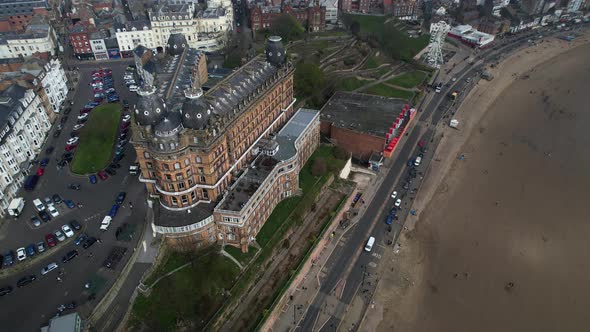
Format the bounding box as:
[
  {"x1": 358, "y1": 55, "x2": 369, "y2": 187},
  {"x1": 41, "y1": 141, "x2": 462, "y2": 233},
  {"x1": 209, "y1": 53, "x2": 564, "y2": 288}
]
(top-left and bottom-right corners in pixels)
[
  {"x1": 154, "y1": 201, "x2": 216, "y2": 227},
  {"x1": 320, "y1": 91, "x2": 408, "y2": 138}
]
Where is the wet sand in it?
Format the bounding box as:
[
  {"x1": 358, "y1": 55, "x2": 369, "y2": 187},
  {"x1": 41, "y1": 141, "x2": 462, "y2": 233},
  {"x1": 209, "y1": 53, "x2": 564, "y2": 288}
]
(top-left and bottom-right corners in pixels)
[{"x1": 363, "y1": 39, "x2": 590, "y2": 332}]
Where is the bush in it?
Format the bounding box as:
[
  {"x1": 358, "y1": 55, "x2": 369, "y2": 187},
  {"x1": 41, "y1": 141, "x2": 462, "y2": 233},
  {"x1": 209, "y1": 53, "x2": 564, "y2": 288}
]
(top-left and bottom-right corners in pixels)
[
  {"x1": 271, "y1": 13, "x2": 305, "y2": 43},
  {"x1": 294, "y1": 63, "x2": 325, "y2": 97},
  {"x1": 333, "y1": 146, "x2": 350, "y2": 160},
  {"x1": 311, "y1": 157, "x2": 327, "y2": 176},
  {"x1": 343, "y1": 58, "x2": 356, "y2": 66}
]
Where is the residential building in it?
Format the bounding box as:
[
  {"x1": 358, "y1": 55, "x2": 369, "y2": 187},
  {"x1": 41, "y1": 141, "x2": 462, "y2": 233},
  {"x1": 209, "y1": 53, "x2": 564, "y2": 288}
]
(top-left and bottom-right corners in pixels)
[
  {"x1": 115, "y1": 21, "x2": 156, "y2": 55},
  {"x1": 0, "y1": 0, "x2": 49, "y2": 18},
  {"x1": 339, "y1": 0, "x2": 370, "y2": 13},
  {"x1": 37, "y1": 58, "x2": 68, "y2": 113},
  {"x1": 69, "y1": 22, "x2": 94, "y2": 60},
  {"x1": 388, "y1": 0, "x2": 419, "y2": 20},
  {"x1": 250, "y1": 2, "x2": 326, "y2": 32},
  {"x1": 41, "y1": 312, "x2": 83, "y2": 332},
  {"x1": 131, "y1": 36, "x2": 307, "y2": 251},
  {"x1": 0, "y1": 15, "x2": 56, "y2": 59},
  {"x1": 0, "y1": 83, "x2": 51, "y2": 215},
  {"x1": 89, "y1": 31, "x2": 108, "y2": 60},
  {"x1": 320, "y1": 0, "x2": 339, "y2": 23}
]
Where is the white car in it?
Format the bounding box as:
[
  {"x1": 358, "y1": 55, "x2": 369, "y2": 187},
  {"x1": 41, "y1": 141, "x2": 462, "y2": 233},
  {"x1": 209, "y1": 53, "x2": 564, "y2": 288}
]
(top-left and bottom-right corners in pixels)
[
  {"x1": 391, "y1": 191, "x2": 398, "y2": 199},
  {"x1": 41, "y1": 262, "x2": 58, "y2": 275},
  {"x1": 395, "y1": 198, "x2": 402, "y2": 207},
  {"x1": 100, "y1": 216, "x2": 112, "y2": 231},
  {"x1": 122, "y1": 114, "x2": 131, "y2": 122},
  {"x1": 16, "y1": 247, "x2": 26, "y2": 261},
  {"x1": 61, "y1": 224, "x2": 75, "y2": 238},
  {"x1": 78, "y1": 113, "x2": 89, "y2": 121},
  {"x1": 129, "y1": 85, "x2": 139, "y2": 92},
  {"x1": 48, "y1": 205, "x2": 59, "y2": 218},
  {"x1": 67, "y1": 137, "x2": 79, "y2": 146},
  {"x1": 73, "y1": 124, "x2": 85, "y2": 131},
  {"x1": 33, "y1": 198, "x2": 45, "y2": 212},
  {"x1": 451, "y1": 77, "x2": 457, "y2": 82}
]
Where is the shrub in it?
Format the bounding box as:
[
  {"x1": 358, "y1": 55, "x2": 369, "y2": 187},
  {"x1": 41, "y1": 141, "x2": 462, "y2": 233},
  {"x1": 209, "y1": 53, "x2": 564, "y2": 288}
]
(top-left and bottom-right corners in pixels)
[{"x1": 311, "y1": 157, "x2": 327, "y2": 176}]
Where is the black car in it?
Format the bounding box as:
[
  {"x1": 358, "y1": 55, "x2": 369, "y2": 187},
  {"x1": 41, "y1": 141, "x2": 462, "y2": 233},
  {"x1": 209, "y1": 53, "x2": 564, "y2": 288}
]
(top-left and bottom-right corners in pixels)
[
  {"x1": 57, "y1": 160, "x2": 68, "y2": 168},
  {"x1": 109, "y1": 163, "x2": 121, "y2": 169},
  {"x1": 69, "y1": 132, "x2": 78, "y2": 138},
  {"x1": 63, "y1": 107, "x2": 72, "y2": 115},
  {"x1": 53, "y1": 130, "x2": 61, "y2": 138},
  {"x1": 62, "y1": 152, "x2": 74, "y2": 161},
  {"x1": 113, "y1": 153, "x2": 125, "y2": 162},
  {"x1": 105, "y1": 168, "x2": 116, "y2": 176},
  {"x1": 82, "y1": 237, "x2": 97, "y2": 249},
  {"x1": 16, "y1": 275, "x2": 36, "y2": 288},
  {"x1": 52, "y1": 194, "x2": 62, "y2": 205},
  {"x1": 2, "y1": 250, "x2": 14, "y2": 267},
  {"x1": 0, "y1": 286, "x2": 12, "y2": 296},
  {"x1": 70, "y1": 220, "x2": 81, "y2": 231},
  {"x1": 67, "y1": 183, "x2": 81, "y2": 190},
  {"x1": 62, "y1": 250, "x2": 79, "y2": 263},
  {"x1": 45, "y1": 146, "x2": 55, "y2": 154},
  {"x1": 39, "y1": 210, "x2": 51, "y2": 222}
]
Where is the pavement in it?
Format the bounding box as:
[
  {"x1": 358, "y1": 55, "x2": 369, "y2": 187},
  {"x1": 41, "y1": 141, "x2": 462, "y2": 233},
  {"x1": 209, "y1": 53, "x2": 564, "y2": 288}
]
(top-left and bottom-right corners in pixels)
[
  {"x1": 0, "y1": 60, "x2": 152, "y2": 332},
  {"x1": 269, "y1": 27, "x2": 554, "y2": 332}
]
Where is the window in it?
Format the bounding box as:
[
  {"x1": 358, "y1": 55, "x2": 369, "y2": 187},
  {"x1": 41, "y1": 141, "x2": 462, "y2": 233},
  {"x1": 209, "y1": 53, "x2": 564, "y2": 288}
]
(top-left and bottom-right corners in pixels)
[
  {"x1": 168, "y1": 183, "x2": 174, "y2": 190},
  {"x1": 181, "y1": 195, "x2": 188, "y2": 204},
  {"x1": 191, "y1": 191, "x2": 196, "y2": 200},
  {"x1": 198, "y1": 167, "x2": 204, "y2": 174},
  {"x1": 203, "y1": 190, "x2": 209, "y2": 200},
  {"x1": 196, "y1": 156, "x2": 202, "y2": 163},
  {"x1": 186, "y1": 169, "x2": 192, "y2": 177},
  {"x1": 178, "y1": 182, "x2": 185, "y2": 189},
  {"x1": 184, "y1": 158, "x2": 189, "y2": 166},
  {"x1": 163, "y1": 164, "x2": 170, "y2": 171},
  {"x1": 146, "y1": 162, "x2": 153, "y2": 169},
  {"x1": 174, "y1": 162, "x2": 180, "y2": 170},
  {"x1": 188, "y1": 178, "x2": 194, "y2": 186},
  {"x1": 200, "y1": 176, "x2": 206, "y2": 183},
  {"x1": 171, "y1": 197, "x2": 178, "y2": 206},
  {"x1": 165, "y1": 174, "x2": 172, "y2": 181}
]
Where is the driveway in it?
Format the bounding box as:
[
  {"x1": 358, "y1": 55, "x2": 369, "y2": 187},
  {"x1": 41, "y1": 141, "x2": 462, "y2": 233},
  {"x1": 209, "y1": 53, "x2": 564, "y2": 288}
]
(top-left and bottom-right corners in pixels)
[{"x1": 0, "y1": 61, "x2": 148, "y2": 332}]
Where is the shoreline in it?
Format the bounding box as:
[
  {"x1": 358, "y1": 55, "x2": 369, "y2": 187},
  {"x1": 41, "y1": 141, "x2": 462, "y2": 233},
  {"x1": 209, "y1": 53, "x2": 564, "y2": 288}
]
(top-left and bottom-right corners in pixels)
[{"x1": 361, "y1": 30, "x2": 590, "y2": 331}]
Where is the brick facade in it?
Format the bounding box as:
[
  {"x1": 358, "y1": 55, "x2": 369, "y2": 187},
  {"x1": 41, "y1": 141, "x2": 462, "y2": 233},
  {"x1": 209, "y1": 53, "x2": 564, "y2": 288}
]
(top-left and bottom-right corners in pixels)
[
  {"x1": 250, "y1": 4, "x2": 326, "y2": 32},
  {"x1": 321, "y1": 121, "x2": 385, "y2": 161}
]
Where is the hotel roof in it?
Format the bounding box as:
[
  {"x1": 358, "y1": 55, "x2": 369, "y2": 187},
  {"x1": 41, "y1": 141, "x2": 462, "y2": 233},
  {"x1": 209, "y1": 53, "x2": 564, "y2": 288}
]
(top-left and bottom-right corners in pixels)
[{"x1": 320, "y1": 91, "x2": 408, "y2": 138}]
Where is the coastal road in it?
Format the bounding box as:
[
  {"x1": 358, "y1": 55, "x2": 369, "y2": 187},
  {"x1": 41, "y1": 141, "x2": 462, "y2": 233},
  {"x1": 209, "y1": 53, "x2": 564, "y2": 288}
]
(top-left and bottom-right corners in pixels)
[
  {"x1": 296, "y1": 28, "x2": 554, "y2": 331},
  {"x1": 0, "y1": 62, "x2": 146, "y2": 332}
]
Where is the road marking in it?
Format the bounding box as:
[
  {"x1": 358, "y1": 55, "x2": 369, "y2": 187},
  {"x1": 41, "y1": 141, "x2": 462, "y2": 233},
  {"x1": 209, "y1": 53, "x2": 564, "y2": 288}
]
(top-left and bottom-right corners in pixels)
[
  {"x1": 371, "y1": 252, "x2": 382, "y2": 260},
  {"x1": 142, "y1": 240, "x2": 147, "y2": 253}
]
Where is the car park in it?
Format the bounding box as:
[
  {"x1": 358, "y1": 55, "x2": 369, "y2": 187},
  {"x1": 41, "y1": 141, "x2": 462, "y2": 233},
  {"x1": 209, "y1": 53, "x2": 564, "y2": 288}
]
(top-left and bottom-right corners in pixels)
[
  {"x1": 48, "y1": 205, "x2": 59, "y2": 218},
  {"x1": 33, "y1": 198, "x2": 45, "y2": 212},
  {"x1": 64, "y1": 200, "x2": 76, "y2": 209},
  {"x1": 45, "y1": 234, "x2": 57, "y2": 247},
  {"x1": 61, "y1": 224, "x2": 75, "y2": 238},
  {"x1": 16, "y1": 247, "x2": 26, "y2": 261},
  {"x1": 36, "y1": 241, "x2": 46, "y2": 253},
  {"x1": 25, "y1": 244, "x2": 36, "y2": 257},
  {"x1": 3, "y1": 250, "x2": 14, "y2": 267},
  {"x1": 82, "y1": 236, "x2": 97, "y2": 249},
  {"x1": 39, "y1": 210, "x2": 51, "y2": 222},
  {"x1": 0, "y1": 286, "x2": 13, "y2": 296},
  {"x1": 54, "y1": 230, "x2": 66, "y2": 242},
  {"x1": 74, "y1": 233, "x2": 87, "y2": 246},
  {"x1": 89, "y1": 175, "x2": 97, "y2": 184},
  {"x1": 62, "y1": 250, "x2": 78, "y2": 263},
  {"x1": 52, "y1": 194, "x2": 62, "y2": 205},
  {"x1": 41, "y1": 262, "x2": 58, "y2": 275},
  {"x1": 31, "y1": 215, "x2": 41, "y2": 227},
  {"x1": 17, "y1": 275, "x2": 36, "y2": 288},
  {"x1": 70, "y1": 220, "x2": 81, "y2": 231}
]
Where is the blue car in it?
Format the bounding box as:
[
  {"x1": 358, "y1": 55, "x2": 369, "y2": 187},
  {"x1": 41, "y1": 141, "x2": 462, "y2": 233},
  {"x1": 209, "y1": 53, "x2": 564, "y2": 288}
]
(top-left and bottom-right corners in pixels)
[
  {"x1": 64, "y1": 199, "x2": 75, "y2": 209},
  {"x1": 108, "y1": 204, "x2": 119, "y2": 217},
  {"x1": 25, "y1": 244, "x2": 36, "y2": 257},
  {"x1": 116, "y1": 192, "x2": 126, "y2": 205},
  {"x1": 40, "y1": 157, "x2": 50, "y2": 167},
  {"x1": 74, "y1": 233, "x2": 88, "y2": 246},
  {"x1": 89, "y1": 174, "x2": 97, "y2": 184},
  {"x1": 3, "y1": 250, "x2": 14, "y2": 267}
]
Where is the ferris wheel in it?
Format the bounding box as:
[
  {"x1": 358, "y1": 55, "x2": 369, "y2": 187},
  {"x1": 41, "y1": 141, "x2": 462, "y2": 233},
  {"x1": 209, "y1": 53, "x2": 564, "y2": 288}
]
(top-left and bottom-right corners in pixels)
[{"x1": 426, "y1": 21, "x2": 450, "y2": 68}]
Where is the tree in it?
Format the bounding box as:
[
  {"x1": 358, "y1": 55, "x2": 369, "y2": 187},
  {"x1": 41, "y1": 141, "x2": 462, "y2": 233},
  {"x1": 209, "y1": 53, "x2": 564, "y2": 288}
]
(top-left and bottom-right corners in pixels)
[
  {"x1": 350, "y1": 21, "x2": 361, "y2": 36},
  {"x1": 311, "y1": 157, "x2": 327, "y2": 176},
  {"x1": 294, "y1": 63, "x2": 325, "y2": 98},
  {"x1": 333, "y1": 145, "x2": 350, "y2": 160},
  {"x1": 270, "y1": 13, "x2": 304, "y2": 43}
]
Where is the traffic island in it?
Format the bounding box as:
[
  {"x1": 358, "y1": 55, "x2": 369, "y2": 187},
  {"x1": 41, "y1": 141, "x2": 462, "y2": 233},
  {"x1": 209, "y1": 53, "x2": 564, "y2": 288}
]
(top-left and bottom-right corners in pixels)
[{"x1": 70, "y1": 103, "x2": 122, "y2": 174}]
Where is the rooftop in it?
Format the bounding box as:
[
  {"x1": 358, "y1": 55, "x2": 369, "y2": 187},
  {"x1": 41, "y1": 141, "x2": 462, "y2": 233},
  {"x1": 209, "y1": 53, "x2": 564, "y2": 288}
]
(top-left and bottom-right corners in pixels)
[
  {"x1": 320, "y1": 91, "x2": 408, "y2": 138},
  {"x1": 155, "y1": 200, "x2": 216, "y2": 227},
  {"x1": 198, "y1": 7, "x2": 226, "y2": 18},
  {"x1": 218, "y1": 108, "x2": 319, "y2": 212}
]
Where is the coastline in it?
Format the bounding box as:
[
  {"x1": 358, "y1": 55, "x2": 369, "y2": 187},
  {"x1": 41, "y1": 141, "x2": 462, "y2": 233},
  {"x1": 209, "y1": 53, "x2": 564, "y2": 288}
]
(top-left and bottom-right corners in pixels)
[{"x1": 361, "y1": 30, "x2": 590, "y2": 332}]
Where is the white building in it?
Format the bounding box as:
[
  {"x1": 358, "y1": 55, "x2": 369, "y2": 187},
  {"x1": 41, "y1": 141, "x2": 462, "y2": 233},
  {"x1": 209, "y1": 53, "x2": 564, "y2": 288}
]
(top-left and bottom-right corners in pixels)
[
  {"x1": 321, "y1": 0, "x2": 339, "y2": 24},
  {"x1": 115, "y1": 22, "x2": 158, "y2": 53},
  {"x1": 0, "y1": 84, "x2": 51, "y2": 214},
  {"x1": 0, "y1": 16, "x2": 57, "y2": 59},
  {"x1": 39, "y1": 59, "x2": 68, "y2": 112},
  {"x1": 90, "y1": 33, "x2": 109, "y2": 61}
]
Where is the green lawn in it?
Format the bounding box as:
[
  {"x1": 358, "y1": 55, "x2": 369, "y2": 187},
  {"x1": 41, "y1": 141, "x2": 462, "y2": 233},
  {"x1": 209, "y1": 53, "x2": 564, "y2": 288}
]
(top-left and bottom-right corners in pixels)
[
  {"x1": 342, "y1": 14, "x2": 387, "y2": 35},
  {"x1": 363, "y1": 55, "x2": 382, "y2": 69},
  {"x1": 255, "y1": 197, "x2": 301, "y2": 248},
  {"x1": 130, "y1": 253, "x2": 239, "y2": 332},
  {"x1": 224, "y1": 245, "x2": 259, "y2": 266},
  {"x1": 335, "y1": 77, "x2": 368, "y2": 91},
  {"x1": 71, "y1": 103, "x2": 122, "y2": 174},
  {"x1": 143, "y1": 251, "x2": 197, "y2": 286},
  {"x1": 364, "y1": 83, "x2": 415, "y2": 100},
  {"x1": 386, "y1": 71, "x2": 428, "y2": 89}
]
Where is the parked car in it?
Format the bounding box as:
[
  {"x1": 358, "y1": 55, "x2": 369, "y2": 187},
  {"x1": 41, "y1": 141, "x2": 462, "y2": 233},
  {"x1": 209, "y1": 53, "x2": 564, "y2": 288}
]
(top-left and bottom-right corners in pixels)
[
  {"x1": 36, "y1": 167, "x2": 45, "y2": 176},
  {"x1": 17, "y1": 275, "x2": 36, "y2": 288},
  {"x1": 52, "y1": 194, "x2": 62, "y2": 205},
  {"x1": 0, "y1": 286, "x2": 13, "y2": 296},
  {"x1": 89, "y1": 174, "x2": 97, "y2": 184},
  {"x1": 64, "y1": 200, "x2": 76, "y2": 209},
  {"x1": 31, "y1": 215, "x2": 41, "y2": 227},
  {"x1": 44, "y1": 196, "x2": 53, "y2": 206},
  {"x1": 70, "y1": 220, "x2": 81, "y2": 231},
  {"x1": 62, "y1": 250, "x2": 78, "y2": 263},
  {"x1": 108, "y1": 204, "x2": 119, "y2": 218},
  {"x1": 53, "y1": 130, "x2": 61, "y2": 137},
  {"x1": 63, "y1": 107, "x2": 72, "y2": 115},
  {"x1": 66, "y1": 137, "x2": 79, "y2": 146},
  {"x1": 391, "y1": 191, "x2": 398, "y2": 199},
  {"x1": 45, "y1": 233, "x2": 57, "y2": 247},
  {"x1": 61, "y1": 224, "x2": 75, "y2": 238},
  {"x1": 74, "y1": 233, "x2": 88, "y2": 246},
  {"x1": 25, "y1": 244, "x2": 36, "y2": 257},
  {"x1": 97, "y1": 170, "x2": 108, "y2": 181},
  {"x1": 67, "y1": 183, "x2": 80, "y2": 190},
  {"x1": 77, "y1": 113, "x2": 89, "y2": 122},
  {"x1": 54, "y1": 230, "x2": 66, "y2": 242},
  {"x1": 36, "y1": 241, "x2": 46, "y2": 253},
  {"x1": 395, "y1": 198, "x2": 402, "y2": 207},
  {"x1": 40, "y1": 157, "x2": 50, "y2": 167},
  {"x1": 105, "y1": 168, "x2": 116, "y2": 176},
  {"x1": 39, "y1": 210, "x2": 51, "y2": 222},
  {"x1": 16, "y1": 247, "x2": 26, "y2": 261},
  {"x1": 82, "y1": 236, "x2": 97, "y2": 249},
  {"x1": 48, "y1": 205, "x2": 59, "y2": 218},
  {"x1": 41, "y1": 262, "x2": 58, "y2": 275},
  {"x1": 2, "y1": 250, "x2": 14, "y2": 267},
  {"x1": 116, "y1": 192, "x2": 126, "y2": 205},
  {"x1": 73, "y1": 124, "x2": 84, "y2": 131}
]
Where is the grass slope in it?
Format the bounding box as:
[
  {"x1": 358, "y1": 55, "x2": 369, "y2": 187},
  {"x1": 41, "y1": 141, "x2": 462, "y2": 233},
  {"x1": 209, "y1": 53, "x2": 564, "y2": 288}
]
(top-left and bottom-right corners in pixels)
[
  {"x1": 387, "y1": 71, "x2": 428, "y2": 89},
  {"x1": 364, "y1": 83, "x2": 415, "y2": 100},
  {"x1": 71, "y1": 103, "x2": 121, "y2": 174}
]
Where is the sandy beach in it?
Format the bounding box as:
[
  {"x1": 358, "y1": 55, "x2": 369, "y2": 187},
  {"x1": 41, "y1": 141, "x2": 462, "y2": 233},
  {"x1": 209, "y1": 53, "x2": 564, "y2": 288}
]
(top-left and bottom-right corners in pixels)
[{"x1": 362, "y1": 33, "x2": 590, "y2": 332}]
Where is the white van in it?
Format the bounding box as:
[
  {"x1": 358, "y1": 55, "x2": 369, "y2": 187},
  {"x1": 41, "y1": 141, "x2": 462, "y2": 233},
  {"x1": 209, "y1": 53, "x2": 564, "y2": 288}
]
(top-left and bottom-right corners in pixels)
[
  {"x1": 364, "y1": 236, "x2": 376, "y2": 252},
  {"x1": 33, "y1": 199, "x2": 45, "y2": 212},
  {"x1": 414, "y1": 156, "x2": 422, "y2": 167}
]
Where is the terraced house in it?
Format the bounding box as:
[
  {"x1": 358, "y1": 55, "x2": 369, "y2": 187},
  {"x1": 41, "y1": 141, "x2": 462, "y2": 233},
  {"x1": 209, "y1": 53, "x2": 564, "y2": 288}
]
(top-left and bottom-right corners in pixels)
[{"x1": 131, "y1": 35, "x2": 319, "y2": 252}]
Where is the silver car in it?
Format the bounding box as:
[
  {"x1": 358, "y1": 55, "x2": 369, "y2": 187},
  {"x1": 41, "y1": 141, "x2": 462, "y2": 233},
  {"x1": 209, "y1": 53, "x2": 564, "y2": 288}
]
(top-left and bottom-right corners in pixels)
[
  {"x1": 54, "y1": 230, "x2": 66, "y2": 242},
  {"x1": 36, "y1": 241, "x2": 46, "y2": 253}
]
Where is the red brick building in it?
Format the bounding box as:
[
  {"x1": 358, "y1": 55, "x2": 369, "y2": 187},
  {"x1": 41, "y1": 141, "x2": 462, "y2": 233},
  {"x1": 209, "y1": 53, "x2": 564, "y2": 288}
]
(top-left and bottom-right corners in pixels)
[
  {"x1": 69, "y1": 22, "x2": 95, "y2": 59},
  {"x1": 250, "y1": 3, "x2": 326, "y2": 32},
  {"x1": 339, "y1": 0, "x2": 370, "y2": 13}
]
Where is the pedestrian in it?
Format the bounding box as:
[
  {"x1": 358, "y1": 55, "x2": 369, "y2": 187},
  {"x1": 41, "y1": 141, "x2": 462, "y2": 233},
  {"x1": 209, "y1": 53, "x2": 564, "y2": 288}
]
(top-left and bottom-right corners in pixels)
[
  {"x1": 56, "y1": 276, "x2": 62, "y2": 282},
  {"x1": 129, "y1": 202, "x2": 133, "y2": 209}
]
